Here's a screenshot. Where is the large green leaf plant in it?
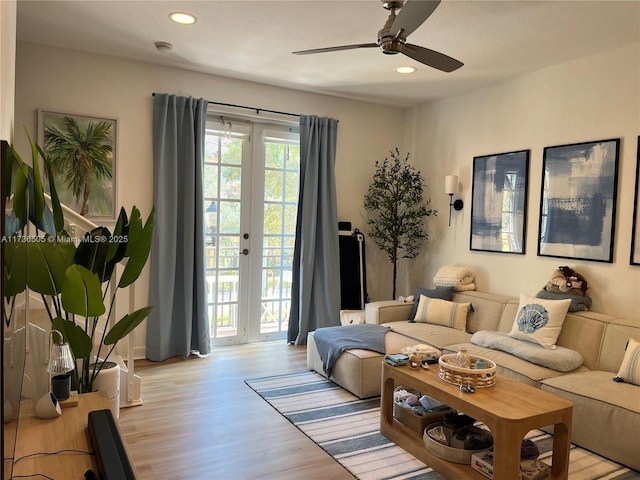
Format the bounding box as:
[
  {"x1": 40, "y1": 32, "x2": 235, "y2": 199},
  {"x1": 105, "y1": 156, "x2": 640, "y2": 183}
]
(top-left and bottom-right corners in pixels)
[{"x1": 3, "y1": 130, "x2": 154, "y2": 393}]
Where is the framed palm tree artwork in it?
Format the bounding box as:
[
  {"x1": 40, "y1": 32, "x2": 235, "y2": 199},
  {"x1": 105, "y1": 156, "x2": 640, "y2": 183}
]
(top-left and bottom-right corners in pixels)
[{"x1": 38, "y1": 110, "x2": 117, "y2": 219}]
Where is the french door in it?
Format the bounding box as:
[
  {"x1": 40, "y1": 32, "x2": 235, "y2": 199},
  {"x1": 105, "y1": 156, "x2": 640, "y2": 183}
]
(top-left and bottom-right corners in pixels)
[{"x1": 204, "y1": 117, "x2": 299, "y2": 345}]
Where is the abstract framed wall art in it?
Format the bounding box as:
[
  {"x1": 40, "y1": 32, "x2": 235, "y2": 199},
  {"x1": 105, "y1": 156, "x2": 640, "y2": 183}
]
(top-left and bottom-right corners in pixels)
[
  {"x1": 631, "y1": 136, "x2": 640, "y2": 265},
  {"x1": 470, "y1": 149, "x2": 529, "y2": 254},
  {"x1": 38, "y1": 110, "x2": 117, "y2": 219},
  {"x1": 538, "y1": 138, "x2": 620, "y2": 263}
]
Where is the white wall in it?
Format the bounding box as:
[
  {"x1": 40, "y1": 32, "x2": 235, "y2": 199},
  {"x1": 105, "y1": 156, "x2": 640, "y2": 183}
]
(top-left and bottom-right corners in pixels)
[
  {"x1": 14, "y1": 42, "x2": 407, "y2": 355},
  {"x1": 0, "y1": 0, "x2": 16, "y2": 140},
  {"x1": 405, "y1": 43, "x2": 640, "y2": 320}
]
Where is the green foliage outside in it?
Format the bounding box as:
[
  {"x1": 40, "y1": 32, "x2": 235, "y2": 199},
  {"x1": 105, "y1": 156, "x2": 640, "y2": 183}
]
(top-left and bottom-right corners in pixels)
[{"x1": 363, "y1": 148, "x2": 436, "y2": 300}]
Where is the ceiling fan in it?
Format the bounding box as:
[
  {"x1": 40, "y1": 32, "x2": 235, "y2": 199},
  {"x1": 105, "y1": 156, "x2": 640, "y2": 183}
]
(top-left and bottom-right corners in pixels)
[{"x1": 292, "y1": 0, "x2": 463, "y2": 73}]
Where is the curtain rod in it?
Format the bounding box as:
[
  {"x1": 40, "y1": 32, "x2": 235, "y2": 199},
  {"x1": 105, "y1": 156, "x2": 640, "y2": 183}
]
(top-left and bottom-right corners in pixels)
[
  {"x1": 208, "y1": 100, "x2": 300, "y2": 118},
  {"x1": 152, "y1": 93, "x2": 300, "y2": 118}
]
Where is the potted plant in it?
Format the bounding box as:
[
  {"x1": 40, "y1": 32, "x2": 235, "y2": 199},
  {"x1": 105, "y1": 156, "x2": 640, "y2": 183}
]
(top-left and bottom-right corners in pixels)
[
  {"x1": 2, "y1": 130, "x2": 154, "y2": 394},
  {"x1": 363, "y1": 148, "x2": 436, "y2": 300}
]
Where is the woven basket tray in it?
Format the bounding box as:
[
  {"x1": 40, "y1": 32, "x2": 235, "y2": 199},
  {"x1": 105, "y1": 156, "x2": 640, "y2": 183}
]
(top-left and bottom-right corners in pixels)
[
  {"x1": 423, "y1": 423, "x2": 493, "y2": 464},
  {"x1": 438, "y1": 354, "x2": 496, "y2": 388}
]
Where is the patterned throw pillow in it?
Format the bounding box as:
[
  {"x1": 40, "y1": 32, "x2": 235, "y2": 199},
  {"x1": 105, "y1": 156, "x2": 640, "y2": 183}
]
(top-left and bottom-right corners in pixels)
[
  {"x1": 414, "y1": 295, "x2": 471, "y2": 331},
  {"x1": 508, "y1": 293, "x2": 571, "y2": 349},
  {"x1": 616, "y1": 338, "x2": 640, "y2": 385}
]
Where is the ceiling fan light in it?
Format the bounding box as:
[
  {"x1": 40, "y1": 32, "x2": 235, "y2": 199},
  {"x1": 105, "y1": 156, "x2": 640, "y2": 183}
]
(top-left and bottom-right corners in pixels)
[
  {"x1": 396, "y1": 66, "x2": 416, "y2": 74},
  {"x1": 169, "y1": 12, "x2": 197, "y2": 25}
]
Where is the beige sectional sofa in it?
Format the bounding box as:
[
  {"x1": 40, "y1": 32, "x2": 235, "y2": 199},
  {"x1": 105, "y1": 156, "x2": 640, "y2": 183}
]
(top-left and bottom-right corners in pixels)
[{"x1": 307, "y1": 290, "x2": 640, "y2": 471}]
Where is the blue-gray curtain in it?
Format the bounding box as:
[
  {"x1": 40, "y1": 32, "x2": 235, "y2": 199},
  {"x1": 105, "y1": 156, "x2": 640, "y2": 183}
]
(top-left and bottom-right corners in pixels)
[
  {"x1": 147, "y1": 94, "x2": 211, "y2": 361},
  {"x1": 287, "y1": 115, "x2": 341, "y2": 345}
]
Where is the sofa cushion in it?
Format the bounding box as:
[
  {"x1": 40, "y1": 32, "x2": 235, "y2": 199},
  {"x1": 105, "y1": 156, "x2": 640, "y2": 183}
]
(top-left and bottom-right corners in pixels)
[
  {"x1": 541, "y1": 370, "x2": 640, "y2": 417},
  {"x1": 471, "y1": 330, "x2": 583, "y2": 372},
  {"x1": 599, "y1": 319, "x2": 640, "y2": 372},
  {"x1": 616, "y1": 338, "x2": 640, "y2": 385},
  {"x1": 306, "y1": 331, "x2": 383, "y2": 399},
  {"x1": 508, "y1": 293, "x2": 571, "y2": 349},
  {"x1": 541, "y1": 371, "x2": 640, "y2": 471},
  {"x1": 452, "y1": 291, "x2": 517, "y2": 333},
  {"x1": 383, "y1": 322, "x2": 471, "y2": 350},
  {"x1": 364, "y1": 301, "x2": 413, "y2": 325},
  {"x1": 408, "y1": 287, "x2": 454, "y2": 321},
  {"x1": 555, "y1": 312, "x2": 607, "y2": 371},
  {"x1": 414, "y1": 296, "x2": 471, "y2": 331}
]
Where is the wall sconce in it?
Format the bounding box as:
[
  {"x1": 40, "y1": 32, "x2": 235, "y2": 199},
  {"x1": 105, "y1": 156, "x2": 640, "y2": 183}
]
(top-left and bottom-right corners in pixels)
[{"x1": 445, "y1": 175, "x2": 464, "y2": 227}]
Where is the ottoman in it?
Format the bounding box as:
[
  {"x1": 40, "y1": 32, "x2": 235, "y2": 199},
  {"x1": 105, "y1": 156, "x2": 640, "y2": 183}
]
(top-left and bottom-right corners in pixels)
[{"x1": 307, "y1": 330, "x2": 384, "y2": 399}]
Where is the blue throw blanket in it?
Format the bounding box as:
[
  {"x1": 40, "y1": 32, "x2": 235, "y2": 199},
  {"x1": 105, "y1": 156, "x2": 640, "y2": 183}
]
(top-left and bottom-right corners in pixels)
[
  {"x1": 536, "y1": 289, "x2": 592, "y2": 312},
  {"x1": 313, "y1": 324, "x2": 390, "y2": 377}
]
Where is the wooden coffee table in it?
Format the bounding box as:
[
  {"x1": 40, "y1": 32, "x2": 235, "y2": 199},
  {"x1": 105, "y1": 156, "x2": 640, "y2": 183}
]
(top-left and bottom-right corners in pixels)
[{"x1": 380, "y1": 362, "x2": 573, "y2": 480}]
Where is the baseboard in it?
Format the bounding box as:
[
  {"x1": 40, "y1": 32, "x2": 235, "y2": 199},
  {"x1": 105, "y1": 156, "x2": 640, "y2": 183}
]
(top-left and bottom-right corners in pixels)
[{"x1": 134, "y1": 346, "x2": 146, "y2": 360}]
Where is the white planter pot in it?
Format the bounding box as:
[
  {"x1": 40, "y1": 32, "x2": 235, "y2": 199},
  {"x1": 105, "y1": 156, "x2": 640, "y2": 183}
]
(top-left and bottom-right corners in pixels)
[{"x1": 92, "y1": 361, "x2": 121, "y2": 418}]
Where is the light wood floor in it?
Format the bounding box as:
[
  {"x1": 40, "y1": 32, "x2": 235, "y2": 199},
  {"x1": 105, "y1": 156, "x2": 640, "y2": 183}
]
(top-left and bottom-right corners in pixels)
[{"x1": 118, "y1": 341, "x2": 356, "y2": 480}]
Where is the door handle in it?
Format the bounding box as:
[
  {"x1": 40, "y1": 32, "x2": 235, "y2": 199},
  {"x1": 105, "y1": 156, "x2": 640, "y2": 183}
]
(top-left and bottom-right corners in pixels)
[{"x1": 241, "y1": 248, "x2": 249, "y2": 255}]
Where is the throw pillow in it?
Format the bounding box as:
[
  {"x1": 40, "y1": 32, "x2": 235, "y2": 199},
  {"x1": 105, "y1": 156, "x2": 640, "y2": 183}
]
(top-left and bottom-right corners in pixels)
[
  {"x1": 408, "y1": 287, "x2": 454, "y2": 321},
  {"x1": 508, "y1": 293, "x2": 571, "y2": 349},
  {"x1": 616, "y1": 338, "x2": 640, "y2": 385},
  {"x1": 414, "y1": 295, "x2": 471, "y2": 331}
]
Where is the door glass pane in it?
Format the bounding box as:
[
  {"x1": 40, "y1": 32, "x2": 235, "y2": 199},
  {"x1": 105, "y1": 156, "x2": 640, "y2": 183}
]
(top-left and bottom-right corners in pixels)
[
  {"x1": 219, "y1": 201, "x2": 241, "y2": 234},
  {"x1": 265, "y1": 142, "x2": 284, "y2": 169},
  {"x1": 204, "y1": 130, "x2": 243, "y2": 341},
  {"x1": 218, "y1": 236, "x2": 240, "y2": 269},
  {"x1": 221, "y1": 138, "x2": 242, "y2": 165},
  {"x1": 264, "y1": 170, "x2": 283, "y2": 201},
  {"x1": 221, "y1": 165, "x2": 242, "y2": 199},
  {"x1": 260, "y1": 141, "x2": 299, "y2": 335}
]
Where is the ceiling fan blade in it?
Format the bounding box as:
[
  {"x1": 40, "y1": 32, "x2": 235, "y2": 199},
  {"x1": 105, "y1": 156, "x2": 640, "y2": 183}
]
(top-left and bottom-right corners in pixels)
[
  {"x1": 293, "y1": 43, "x2": 378, "y2": 55},
  {"x1": 391, "y1": 0, "x2": 441, "y2": 40},
  {"x1": 401, "y1": 43, "x2": 463, "y2": 72}
]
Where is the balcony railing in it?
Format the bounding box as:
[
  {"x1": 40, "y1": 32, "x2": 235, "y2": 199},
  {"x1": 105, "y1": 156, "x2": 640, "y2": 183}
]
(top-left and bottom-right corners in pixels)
[{"x1": 205, "y1": 244, "x2": 292, "y2": 337}]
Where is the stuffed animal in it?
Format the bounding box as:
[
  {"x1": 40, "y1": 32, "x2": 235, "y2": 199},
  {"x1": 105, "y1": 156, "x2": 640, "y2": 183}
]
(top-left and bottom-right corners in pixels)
[{"x1": 545, "y1": 266, "x2": 588, "y2": 295}]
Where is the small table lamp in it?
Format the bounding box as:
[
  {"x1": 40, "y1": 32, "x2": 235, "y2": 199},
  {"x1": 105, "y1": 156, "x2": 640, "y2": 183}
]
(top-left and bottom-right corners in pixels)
[
  {"x1": 35, "y1": 330, "x2": 74, "y2": 419},
  {"x1": 48, "y1": 329, "x2": 75, "y2": 401}
]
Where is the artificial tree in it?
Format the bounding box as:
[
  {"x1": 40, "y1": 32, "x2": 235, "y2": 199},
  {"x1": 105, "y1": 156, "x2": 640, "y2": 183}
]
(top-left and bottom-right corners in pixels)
[{"x1": 363, "y1": 148, "x2": 436, "y2": 300}]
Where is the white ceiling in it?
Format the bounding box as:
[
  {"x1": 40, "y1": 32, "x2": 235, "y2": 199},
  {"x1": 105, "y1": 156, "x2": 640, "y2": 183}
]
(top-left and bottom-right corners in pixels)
[{"x1": 16, "y1": 0, "x2": 640, "y2": 107}]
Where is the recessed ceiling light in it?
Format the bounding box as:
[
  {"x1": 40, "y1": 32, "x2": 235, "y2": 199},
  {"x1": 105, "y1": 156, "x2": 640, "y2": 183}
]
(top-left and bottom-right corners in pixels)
[
  {"x1": 169, "y1": 12, "x2": 197, "y2": 25},
  {"x1": 396, "y1": 66, "x2": 417, "y2": 74}
]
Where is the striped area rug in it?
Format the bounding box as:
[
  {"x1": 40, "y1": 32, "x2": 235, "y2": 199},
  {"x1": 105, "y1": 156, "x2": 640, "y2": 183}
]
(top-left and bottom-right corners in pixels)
[{"x1": 245, "y1": 370, "x2": 640, "y2": 480}]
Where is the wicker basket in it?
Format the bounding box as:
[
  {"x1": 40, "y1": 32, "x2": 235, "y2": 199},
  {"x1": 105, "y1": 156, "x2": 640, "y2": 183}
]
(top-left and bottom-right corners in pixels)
[
  {"x1": 394, "y1": 402, "x2": 452, "y2": 435},
  {"x1": 423, "y1": 423, "x2": 493, "y2": 464},
  {"x1": 438, "y1": 354, "x2": 496, "y2": 388}
]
